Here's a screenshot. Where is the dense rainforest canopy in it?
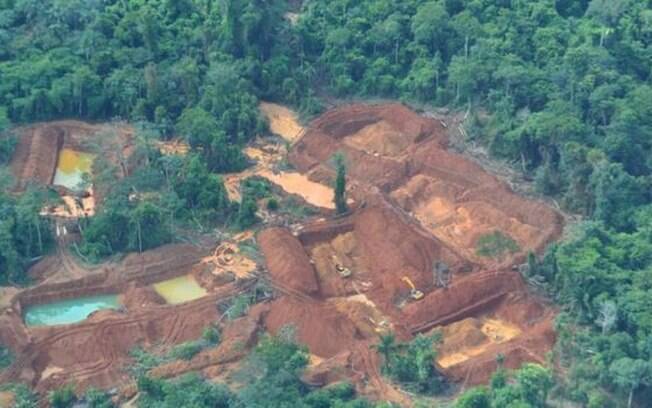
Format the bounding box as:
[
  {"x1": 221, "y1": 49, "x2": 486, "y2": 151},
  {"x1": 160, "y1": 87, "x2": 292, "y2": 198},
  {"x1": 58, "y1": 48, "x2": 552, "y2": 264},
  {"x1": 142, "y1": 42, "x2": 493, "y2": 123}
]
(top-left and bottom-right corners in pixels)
[{"x1": 1, "y1": 0, "x2": 652, "y2": 406}]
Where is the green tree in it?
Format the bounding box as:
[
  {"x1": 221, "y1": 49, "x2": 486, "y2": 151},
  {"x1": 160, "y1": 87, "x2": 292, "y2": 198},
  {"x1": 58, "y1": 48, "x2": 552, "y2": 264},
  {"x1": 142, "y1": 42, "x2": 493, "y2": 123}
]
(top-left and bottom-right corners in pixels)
[
  {"x1": 334, "y1": 153, "x2": 348, "y2": 215},
  {"x1": 85, "y1": 388, "x2": 115, "y2": 408},
  {"x1": 454, "y1": 386, "x2": 491, "y2": 408},
  {"x1": 375, "y1": 333, "x2": 398, "y2": 372},
  {"x1": 514, "y1": 363, "x2": 553, "y2": 407},
  {"x1": 236, "y1": 193, "x2": 259, "y2": 230},
  {"x1": 610, "y1": 358, "x2": 650, "y2": 408},
  {"x1": 49, "y1": 384, "x2": 76, "y2": 408}
]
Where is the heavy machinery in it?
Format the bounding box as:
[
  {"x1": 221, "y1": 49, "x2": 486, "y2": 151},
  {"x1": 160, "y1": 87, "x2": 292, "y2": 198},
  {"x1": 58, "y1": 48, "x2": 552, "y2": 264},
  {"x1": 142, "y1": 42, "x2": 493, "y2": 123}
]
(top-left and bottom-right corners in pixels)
[
  {"x1": 401, "y1": 276, "x2": 424, "y2": 300},
  {"x1": 332, "y1": 255, "x2": 352, "y2": 278}
]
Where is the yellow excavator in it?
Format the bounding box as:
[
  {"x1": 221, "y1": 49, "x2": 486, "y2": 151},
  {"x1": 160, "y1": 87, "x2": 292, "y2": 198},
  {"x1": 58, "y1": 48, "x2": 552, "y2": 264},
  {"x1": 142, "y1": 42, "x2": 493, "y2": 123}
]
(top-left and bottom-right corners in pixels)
[
  {"x1": 401, "y1": 276, "x2": 424, "y2": 300},
  {"x1": 332, "y1": 255, "x2": 352, "y2": 278}
]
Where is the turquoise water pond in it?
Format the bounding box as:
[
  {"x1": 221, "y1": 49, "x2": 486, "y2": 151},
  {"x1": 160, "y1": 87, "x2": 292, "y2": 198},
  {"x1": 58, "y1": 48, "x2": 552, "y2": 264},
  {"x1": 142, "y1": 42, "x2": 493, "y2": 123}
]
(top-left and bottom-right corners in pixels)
[{"x1": 24, "y1": 294, "x2": 120, "y2": 327}]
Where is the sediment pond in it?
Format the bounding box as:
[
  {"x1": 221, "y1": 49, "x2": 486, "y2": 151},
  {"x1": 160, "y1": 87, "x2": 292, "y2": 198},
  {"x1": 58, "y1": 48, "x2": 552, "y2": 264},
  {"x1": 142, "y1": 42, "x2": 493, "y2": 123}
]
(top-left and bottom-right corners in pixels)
[
  {"x1": 24, "y1": 294, "x2": 120, "y2": 326},
  {"x1": 153, "y1": 275, "x2": 207, "y2": 305},
  {"x1": 52, "y1": 148, "x2": 94, "y2": 191}
]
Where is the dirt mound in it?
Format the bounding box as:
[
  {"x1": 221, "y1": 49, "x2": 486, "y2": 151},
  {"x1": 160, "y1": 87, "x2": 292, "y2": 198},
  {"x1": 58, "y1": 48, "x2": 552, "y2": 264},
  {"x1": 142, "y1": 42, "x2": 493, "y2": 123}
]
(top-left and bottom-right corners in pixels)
[
  {"x1": 302, "y1": 351, "x2": 352, "y2": 386},
  {"x1": 328, "y1": 295, "x2": 392, "y2": 338},
  {"x1": 308, "y1": 231, "x2": 365, "y2": 298},
  {"x1": 258, "y1": 228, "x2": 319, "y2": 295},
  {"x1": 438, "y1": 318, "x2": 488, "y2": 354},
  {"x1": 0, "y1": 311, "x2": 29, "y2": 352},
  {"x1": 119, "y1": 285, "x2": 165, "y2": 310},
  {"x1": 264, "y1": 297, "x2": 360, "y2": 358},
  {"x1": 435, "y1": 317, "x2": 523, "y2": 369},
  {"x1": 309, "y1": 104, "x2": 443, "y2": 146}
]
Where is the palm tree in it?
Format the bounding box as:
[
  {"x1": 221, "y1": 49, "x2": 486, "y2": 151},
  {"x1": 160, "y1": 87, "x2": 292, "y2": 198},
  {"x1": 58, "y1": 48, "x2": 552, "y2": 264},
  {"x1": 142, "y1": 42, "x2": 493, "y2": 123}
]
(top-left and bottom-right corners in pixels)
[{"x1": 374, "y1": 333, "x2": 397, "y2": 373}]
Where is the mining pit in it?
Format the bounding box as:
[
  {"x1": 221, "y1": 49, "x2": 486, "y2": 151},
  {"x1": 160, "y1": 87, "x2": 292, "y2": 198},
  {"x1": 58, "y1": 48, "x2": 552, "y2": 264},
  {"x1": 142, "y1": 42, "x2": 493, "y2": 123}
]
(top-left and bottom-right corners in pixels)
[{"x1": 0, "y1": 103, "x2": 563, "y2": 405}]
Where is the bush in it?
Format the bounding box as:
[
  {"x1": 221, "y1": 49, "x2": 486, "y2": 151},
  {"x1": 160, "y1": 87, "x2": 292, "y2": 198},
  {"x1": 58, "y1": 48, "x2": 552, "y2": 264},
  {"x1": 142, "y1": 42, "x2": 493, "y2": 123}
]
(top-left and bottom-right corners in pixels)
[
  {"x1": 236, "y1": 195, "x2": 259, "y2": 229},
  {"x1": 202, "y1": 326, "x2": 222, "y2": 345},
  {"x1": 225, "y1": 294, "x2": 251, "y2": 320},
  {"x1": 137, "y1": 373, "x2": 235, "y2": 407},
  {"x1": 4, "y1": 383, "x2": 38, "y2": 408},
  {"x1": 49, "y1": 384, "x2": 76, "y2": 408},
  {"x1": 169, "y1": 341, "x2": 203, "y2": 361},
  {"x1": 242, "y1": 177, "x2": 272, "y2": 199},
  {"x1": 475, "y1": 231, "x2": 519, "y2": 259},
  {"x1": 128, "y1": 347, "x2": 168, "y2": 377},
  {"x1": 0, "y1": 345, "x2": 13, "y2": 369},
  {"x1": 378, "y1": 333, "x2": 445, "y2": 395},
  {"x1": 85, "y1": 388, "x2": 115, "y2": 408},
  {"x1": 266, "y1": 198, "x2": 279, "y2": 211}
]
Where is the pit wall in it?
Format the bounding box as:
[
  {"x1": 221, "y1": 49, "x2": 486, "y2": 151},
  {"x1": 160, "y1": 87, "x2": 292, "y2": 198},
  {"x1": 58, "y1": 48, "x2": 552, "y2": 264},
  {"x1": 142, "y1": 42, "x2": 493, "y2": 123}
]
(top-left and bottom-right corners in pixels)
[
  {"x1": 11, "y1": 125, "x2": 64, "y2": 189},
  {"x1": 297, "y1": 218, "x2": 356, "y2": 248},
  {"x1": 404, "y1": 270, "x2": 526, "y2": 333}
]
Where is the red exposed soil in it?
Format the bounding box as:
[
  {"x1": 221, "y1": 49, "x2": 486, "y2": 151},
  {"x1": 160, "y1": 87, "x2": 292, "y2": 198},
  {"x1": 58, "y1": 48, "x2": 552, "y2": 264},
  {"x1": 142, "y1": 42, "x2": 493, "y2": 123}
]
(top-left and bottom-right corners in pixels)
[
  {"x1": 258, "y1": 228, "x2": 320, "y2": 296},
  {"x1": 256, "y1": 103, "x2": 564, "y2": 403},
  {"x1": 265, "y1": 297, "x2": 361, "y2": 358},
  {"x1": 0, "y1": 240, "x2": 260, "y2": 397},
  {"x1": 290, "y1": 103, "x2": 563, "y2": 267},
  {"x1": 148, "y1": 303, "x2": 267, "y2": 381},
  {"x1": 1, "y1": 104, "x2": 563, "y2": 406}
]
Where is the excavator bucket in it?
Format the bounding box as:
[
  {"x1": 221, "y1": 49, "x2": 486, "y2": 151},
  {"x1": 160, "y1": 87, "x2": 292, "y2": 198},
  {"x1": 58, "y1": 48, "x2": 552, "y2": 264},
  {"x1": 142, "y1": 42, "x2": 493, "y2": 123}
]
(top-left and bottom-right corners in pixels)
[
  {"x1": 401, "y1": 276, "x2": 424, "y2": 300},
  {"x1": 410, "y1": 289, "x2": 425, "y2": 300}
]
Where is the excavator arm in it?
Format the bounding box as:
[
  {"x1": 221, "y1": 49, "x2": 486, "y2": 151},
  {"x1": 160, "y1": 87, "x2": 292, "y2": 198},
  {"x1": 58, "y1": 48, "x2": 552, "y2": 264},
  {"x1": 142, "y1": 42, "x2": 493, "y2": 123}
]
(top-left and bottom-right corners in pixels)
[{"x1": 401, "y1": 277, "x2": 424, "y2": 300}]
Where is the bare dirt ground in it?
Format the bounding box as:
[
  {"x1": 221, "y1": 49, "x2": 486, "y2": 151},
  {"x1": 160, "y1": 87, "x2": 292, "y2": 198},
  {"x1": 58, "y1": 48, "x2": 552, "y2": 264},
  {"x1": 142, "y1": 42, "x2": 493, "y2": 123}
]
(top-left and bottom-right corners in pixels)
[
  {"x1": 0, "y1": 103, "x2": 562, "y2": 406},
  {"x1": 223, "y1": 139, "x2": 340, "y2": 210},
  {"x1": 155, "y1": 139, "x2": 189, "y2": 156},
  {"x1": 256, "y1": 102, "x2": 563, "y2": 401},
  {"x1": 225, "y1": 102, "x2": 354, "y2": 210},
  {"x1": 260, "y1": 102, "x2": 304, "y2": 143},
  {"x1": 0, "y1": 390, "x2": 15, "y2": 407}
]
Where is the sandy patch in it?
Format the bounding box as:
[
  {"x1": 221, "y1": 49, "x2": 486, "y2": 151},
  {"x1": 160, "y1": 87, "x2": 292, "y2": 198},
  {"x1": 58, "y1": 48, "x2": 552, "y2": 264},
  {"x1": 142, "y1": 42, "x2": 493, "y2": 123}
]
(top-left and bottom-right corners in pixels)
[
  {"x1": 260, "y1": 102, "x2": 304, "y2": 143},
  {"x1": 329, "y1": 294, "x2": 392, "y2": 336},
  {"x1": 202, "y1": 242, "x2": 257, "y2": 279},
  {"x1": 0, "y1": 286, "x2": 19, "y2": 310},
  {"x1": 436, "y1": 318, "x2": 522, "y2": 368},
  {"x1": 44, "y1": 193, "x2": 96, "y2": 218},
  {"x1": 156, "y1": 139, "x2": 189, "y2": 156},
  {"x1": 343, "y1": 121, "x2": 412, "y2": 157},
  {"x1": 41, "y1": 365, "x2": 64, "y2": 380},
  {"x1": 258, "y1": 170, "x2": 335, "y2": 210},
  {"x1": 284, "y1": 12, "x2": 300, "y2": 26}
]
